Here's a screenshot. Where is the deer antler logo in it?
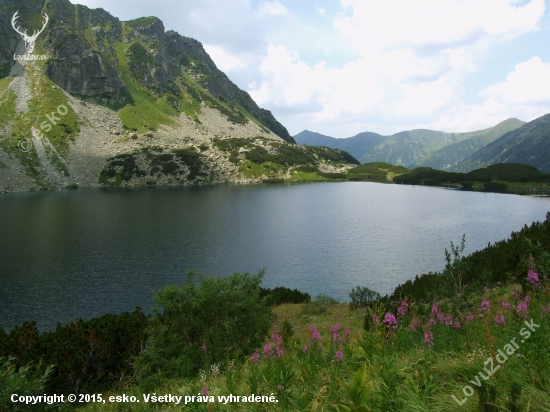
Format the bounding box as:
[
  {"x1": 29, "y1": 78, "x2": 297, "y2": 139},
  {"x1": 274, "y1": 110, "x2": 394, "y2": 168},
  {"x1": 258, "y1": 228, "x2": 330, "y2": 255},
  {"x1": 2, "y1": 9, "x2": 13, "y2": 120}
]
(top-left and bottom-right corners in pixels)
[{"x1": 11, "y1": 11, "x2": 49, "y2": 54}]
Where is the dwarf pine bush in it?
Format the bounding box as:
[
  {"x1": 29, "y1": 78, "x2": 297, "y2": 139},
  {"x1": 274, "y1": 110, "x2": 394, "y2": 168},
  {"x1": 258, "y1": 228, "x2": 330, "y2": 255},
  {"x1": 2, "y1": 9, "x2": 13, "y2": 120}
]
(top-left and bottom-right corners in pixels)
[{"x1": 136, "y1": 270, "x2": 272, "y2": 387}]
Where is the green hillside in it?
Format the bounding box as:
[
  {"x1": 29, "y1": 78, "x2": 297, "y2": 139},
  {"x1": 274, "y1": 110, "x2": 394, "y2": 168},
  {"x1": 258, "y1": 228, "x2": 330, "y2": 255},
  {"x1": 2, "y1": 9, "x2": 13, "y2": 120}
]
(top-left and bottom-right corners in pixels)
[
  {"x1": 456, "y1": 113, "x2": 550, "y2": 173},
  {"x1": 394, "y1": 163, "x2": 550, "y2": 192},
  {"x1": 417, "y1": 119, "x2": 525, "y2": 170}
]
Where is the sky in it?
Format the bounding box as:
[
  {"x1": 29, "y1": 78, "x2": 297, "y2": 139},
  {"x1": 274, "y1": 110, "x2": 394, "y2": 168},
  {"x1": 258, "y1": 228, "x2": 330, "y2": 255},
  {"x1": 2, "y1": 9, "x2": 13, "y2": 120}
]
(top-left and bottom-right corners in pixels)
[{"x1": 73, "y1": 0, "x2": 550, "y2": 138}]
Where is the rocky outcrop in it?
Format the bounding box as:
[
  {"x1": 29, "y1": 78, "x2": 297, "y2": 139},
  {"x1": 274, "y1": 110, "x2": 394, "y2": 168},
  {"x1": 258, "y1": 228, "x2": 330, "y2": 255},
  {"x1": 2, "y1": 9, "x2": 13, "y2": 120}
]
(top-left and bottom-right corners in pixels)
[{"x1": 44, "y1": 36, "x2": 128, "y2": 106}]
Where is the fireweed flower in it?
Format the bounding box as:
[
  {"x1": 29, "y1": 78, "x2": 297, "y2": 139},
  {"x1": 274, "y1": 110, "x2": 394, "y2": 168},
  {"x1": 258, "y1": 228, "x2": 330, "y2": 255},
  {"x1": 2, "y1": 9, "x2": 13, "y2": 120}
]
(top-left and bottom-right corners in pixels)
[
  {"x1": 480, "y1": 300, "x2": 491, "y2": 312},
  {"x1": 276, "y1": 346, "x2": 284, "y2": 357},
  {"x1": 201, "y1": 343, "x2": 207, "y2": 352},
  {"x1": 201, "y1": 388, "x2": 209, "y2": 396},
  {"x1": 277, "y1": 385, "x2": 285, "y2": 391},
  {"x1": 424, "y1": 332, "x2": 434, "y2": 347},
  {"x1": 541, "y1": 304, "x2": 550, "y2": 315},
  {"x1": 428, "y1": 318, "x2": 436, "y2": 326},
  {"x1": 334, "y1": 351, "x2": 344, "y2": 362},
  {"x1": 302, "y1": 344, "x2": 310, "y2": 353},
  {"x1": 527, "y1": 270, "x2": 540, "y2": 288},
  {"x1": 271, "y1": 334, "x2": 282, "y2": 345},
  {"x1": 453, "y1": 321, "x2": 461, "y2": 329},
  {"x1": 251, "y1": 353, "x2": 260, "y2": 363},
  {"x1": 431, "y1": 304, "x2": 439, "y2": 315},
  {"x1": 502, "y1": 301, "x2": 511, "y2": 310},
  {"x1": 344, "y1": 327, "x2": 351, "y2": 339},
  {"x1": 466, "y1": 314, "x2": 474, "y2": 322},
  {"x1": 384, "y1": 312, "x2": 398, "y2": 329},
  {"x1": 373, "y1": 315, "x2": 380, "y2": 325},
  {"x1": 263, "y1": 344, "x2": 273, "y2": 358},
  {"x1": 495, "y1": 315, "x2": 506, "y2": 326},
  {"x1": 517, "y1": 301, "x2": 529, "y2": 318},
  {"x1": 397, "y1": 301, "x2": 409, "y2": 318},
  {"x1": 512, "y1": 290, "x2": 520, "y2": 300}
]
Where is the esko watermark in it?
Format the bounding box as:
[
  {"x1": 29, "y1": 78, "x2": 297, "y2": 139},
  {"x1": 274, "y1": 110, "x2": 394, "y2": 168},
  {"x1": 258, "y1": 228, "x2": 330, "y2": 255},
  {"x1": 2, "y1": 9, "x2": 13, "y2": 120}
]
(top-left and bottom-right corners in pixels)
[
  {"x1": 452, "y1": 318, "x2": 540, "y2": 406},
  {"x1": 18, "y1": 105, "x2": 68, "y2": 153}
]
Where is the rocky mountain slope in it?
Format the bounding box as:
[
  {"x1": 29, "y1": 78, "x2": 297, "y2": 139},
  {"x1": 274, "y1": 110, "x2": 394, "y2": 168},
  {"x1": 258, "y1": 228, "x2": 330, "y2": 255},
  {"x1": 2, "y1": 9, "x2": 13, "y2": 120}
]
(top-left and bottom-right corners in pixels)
[
  {"x1": 454, "y1": 113, "x2": 550, "y2": 173},
  {"x1": 295, "y1": 120, "x2": 523, "y2": 168},
  {"x1": 0, "y1": 0, "x2": 358, "y2": 193}
]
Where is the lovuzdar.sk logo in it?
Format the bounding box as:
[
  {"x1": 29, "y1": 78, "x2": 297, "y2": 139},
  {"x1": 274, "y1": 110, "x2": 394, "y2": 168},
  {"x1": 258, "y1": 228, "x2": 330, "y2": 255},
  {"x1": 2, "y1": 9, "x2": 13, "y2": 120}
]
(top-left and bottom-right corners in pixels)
[{"x1": 12, "y1": 10, "x2": 49, "y2": 61}]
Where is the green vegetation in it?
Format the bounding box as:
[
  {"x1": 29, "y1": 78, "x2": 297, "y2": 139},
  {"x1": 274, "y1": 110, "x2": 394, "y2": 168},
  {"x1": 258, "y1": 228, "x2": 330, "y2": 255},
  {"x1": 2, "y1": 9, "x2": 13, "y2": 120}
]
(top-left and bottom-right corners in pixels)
[
  {"x1": 394, "y1": 163, "x2": 550, "y2": 191},
  {"x1": 260, "y1": 287, "x2": 311, "y2": 305},
  {"x1": 136, "y1": 271, "x2": 272, "y2": 390},
  {"x1": 347, "y1": 162, "x2": 408, "y2": 181},
  {"x1": 115, "y1": 42, "x2": 177, "y2": 132},
  {"x1": 0, "y1": 309, "x2": 147, "y2": 395},
  {"x1": 124, "y1": 17, "x2": 159, "y2": 28},
  {"x1": 99, "y1": 147, "x2": 207, "y2": 186}
]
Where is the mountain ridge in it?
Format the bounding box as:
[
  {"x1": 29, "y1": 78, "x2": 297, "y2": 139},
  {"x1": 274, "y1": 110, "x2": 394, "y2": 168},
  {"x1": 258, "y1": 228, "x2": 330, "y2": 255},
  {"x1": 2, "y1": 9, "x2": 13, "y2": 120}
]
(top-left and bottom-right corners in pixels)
[{"x1": 294, "y1": 119, "x2": 525, "y2": 168}]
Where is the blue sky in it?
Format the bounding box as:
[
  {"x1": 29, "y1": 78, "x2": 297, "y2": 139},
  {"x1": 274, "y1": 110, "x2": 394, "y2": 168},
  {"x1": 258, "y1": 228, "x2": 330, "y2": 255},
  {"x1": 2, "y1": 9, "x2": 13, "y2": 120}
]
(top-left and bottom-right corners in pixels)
[{"x1": 74, "y1": 0, "x2": 550, "y2": 138}]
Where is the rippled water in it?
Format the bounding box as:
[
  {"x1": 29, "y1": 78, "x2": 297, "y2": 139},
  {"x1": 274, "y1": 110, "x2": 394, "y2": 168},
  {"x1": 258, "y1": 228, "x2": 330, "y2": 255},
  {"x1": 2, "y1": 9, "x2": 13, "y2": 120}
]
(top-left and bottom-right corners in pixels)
[{"x1": 1, "y1": 182, "x2": 549, "y2": 330}]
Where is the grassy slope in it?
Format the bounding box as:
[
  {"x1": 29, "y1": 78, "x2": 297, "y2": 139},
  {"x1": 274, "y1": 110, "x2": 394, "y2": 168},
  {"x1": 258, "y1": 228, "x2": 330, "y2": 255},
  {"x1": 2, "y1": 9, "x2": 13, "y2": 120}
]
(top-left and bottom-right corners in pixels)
[{"x1": 79, "y1": 282, "x2": 550, "y2": 411}]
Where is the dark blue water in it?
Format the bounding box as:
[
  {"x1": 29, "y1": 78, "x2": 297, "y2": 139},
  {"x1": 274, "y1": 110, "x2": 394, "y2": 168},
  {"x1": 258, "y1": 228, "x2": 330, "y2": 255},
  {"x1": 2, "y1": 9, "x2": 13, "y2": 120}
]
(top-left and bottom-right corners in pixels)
[{"x1": 1, "y1": 182, "x2": 549, "y2": 330}]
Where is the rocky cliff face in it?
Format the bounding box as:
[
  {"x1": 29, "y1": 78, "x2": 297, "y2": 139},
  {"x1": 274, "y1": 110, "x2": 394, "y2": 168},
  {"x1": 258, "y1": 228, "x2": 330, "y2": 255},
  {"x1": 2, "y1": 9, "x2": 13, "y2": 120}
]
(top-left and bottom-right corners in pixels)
[{"x1": 0, "y1": 0, "x2": 354, "y2": 193}]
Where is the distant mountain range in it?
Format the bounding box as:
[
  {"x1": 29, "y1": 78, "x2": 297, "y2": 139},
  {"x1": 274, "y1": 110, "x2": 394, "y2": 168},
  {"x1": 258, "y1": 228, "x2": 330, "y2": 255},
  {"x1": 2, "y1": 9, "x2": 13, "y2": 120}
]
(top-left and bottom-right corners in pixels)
[
  {"x1": 295, "y1": 119, "x2": 526, "y2": 170},
  {"x1": 453, "y1": 114, "x2": 550, "y2": 173}
]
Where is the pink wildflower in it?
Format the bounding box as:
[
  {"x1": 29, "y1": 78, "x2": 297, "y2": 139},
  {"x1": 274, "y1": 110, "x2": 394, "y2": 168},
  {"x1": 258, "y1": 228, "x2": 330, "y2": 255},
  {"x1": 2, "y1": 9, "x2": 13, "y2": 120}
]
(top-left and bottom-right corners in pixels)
[
  {"x1": 480, "y1": 300, "x2": 491, "y2": 312},
  {"x1": 344, "y1": 327, "x2": 351, "y2": 338},
  {"x1": 397, "y1": 301, "x2": 409, "y2": 318},
  {"x1": 502, "y1": 301, "x2": 511, "y2": 310},
  {"x1": 428, "y1": 318, "x2": 436, "y2": 326},
  {"x1": 383, "y1": 312, "x2": 398, "y2": 329},
  {"x1": 271, "y1": 334, "x2": 282, "y2": 345},
  {"x1": 276, "y1": 346, "x2": 284, "y2": 357},
  {"x1": 263, "y1": 344, "x2": 274, "y2": 358},
  {"x1": 373, "y1": 315, "x2": 380, "y2": 325},
  {"x1": 310, "y1": 325, "x2": 322, "y2": 342},
  {"x1": 512, "y1": 290, "x2": 520, "y2": 300},
  {"x1": 201, "y1": 388, "x2": 209, "y2": 396},
  {"x1": 495, "y1": 315, "x2": 506, "y2": 326},
  {"x1": 334, "y1": 351, "x2": 344, "y2": 362},
  {"x1": 330, "y1": 323, "x2": 341, "y2": 334},
  {"x1": 302, "y1": 344, "x2": 310, "y2": 353},
  {"x1": 277, "y1": 385, "x2": 285, "y2": 391},
  {"x1": 541, "y1": 304, "x2": 550, "y2": 316},
  {"x1": 424, "y1": 331, "x2": 434, "y2": 347},
  {"x1": 453, "y1": 321, "x2": 461, "y2": 329},
  {"x1": 251, "y1": 353, "x2": 260, "y2": 363},
  {"x1": 466, "y1": 314, "x2": 474, "y2": 322},
  {"x1": 527, "y1": 270, "x2": 540, "y2": 289},
  {"x1": 201, "y1": 343, "x2": 207, "y2": 352},
  {"x1": 517, "y1": 301, "x2": 529, "y2": 318}
]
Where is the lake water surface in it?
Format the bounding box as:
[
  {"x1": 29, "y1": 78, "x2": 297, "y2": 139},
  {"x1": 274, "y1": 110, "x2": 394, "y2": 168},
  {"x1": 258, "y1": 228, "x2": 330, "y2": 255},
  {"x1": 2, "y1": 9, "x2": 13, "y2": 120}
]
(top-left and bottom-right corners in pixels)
[{"x1": 1, "y1": 182, "x2": 549, "y2": 330}]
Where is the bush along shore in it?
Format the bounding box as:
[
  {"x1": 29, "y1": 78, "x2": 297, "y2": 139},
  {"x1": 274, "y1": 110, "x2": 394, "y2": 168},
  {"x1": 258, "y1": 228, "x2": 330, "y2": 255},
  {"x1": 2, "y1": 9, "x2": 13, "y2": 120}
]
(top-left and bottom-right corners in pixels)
[{"x1": 3, "y1": 215, "x2": 550, "y2": 411}]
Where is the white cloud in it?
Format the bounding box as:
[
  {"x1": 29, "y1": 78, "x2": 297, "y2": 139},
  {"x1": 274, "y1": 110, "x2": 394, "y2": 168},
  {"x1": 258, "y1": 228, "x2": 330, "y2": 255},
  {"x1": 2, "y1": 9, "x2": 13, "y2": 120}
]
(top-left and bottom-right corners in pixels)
[
  {"x1": 203, "y1": 45, "x2": 245, "y2": 72},
  {"x1": 483, "y1": 57, "x2": 550, "y2": 104},
  {"x1": 255, "y1": 1, "x2": 288, "y2": 17}
]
